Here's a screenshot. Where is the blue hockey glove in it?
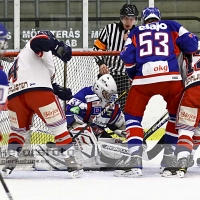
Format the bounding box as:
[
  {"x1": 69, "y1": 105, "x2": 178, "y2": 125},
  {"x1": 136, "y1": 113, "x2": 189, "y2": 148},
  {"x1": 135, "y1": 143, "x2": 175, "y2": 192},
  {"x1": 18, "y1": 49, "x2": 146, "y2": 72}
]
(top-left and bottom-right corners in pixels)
[{"x1": 52, "y1": 83, "x2": 72, "y2": 100}]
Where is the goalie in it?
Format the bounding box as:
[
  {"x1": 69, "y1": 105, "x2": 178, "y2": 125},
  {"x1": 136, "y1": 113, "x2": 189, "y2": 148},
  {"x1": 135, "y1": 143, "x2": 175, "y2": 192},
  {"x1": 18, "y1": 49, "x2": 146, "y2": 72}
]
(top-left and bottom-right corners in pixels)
[{"x1": 34, "y1": 74, "x2": 132, "y2": 171}]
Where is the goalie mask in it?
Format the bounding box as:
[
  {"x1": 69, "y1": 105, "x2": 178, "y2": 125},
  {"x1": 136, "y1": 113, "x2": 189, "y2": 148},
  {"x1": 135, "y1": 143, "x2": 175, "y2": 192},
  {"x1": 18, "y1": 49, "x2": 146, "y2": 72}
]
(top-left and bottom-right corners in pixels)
[
  {"x1": 93, "y1": 74, "x2": 117, "y2": 104},
  {"x1": 141, "y1": 7, "x2": 161, "y2": 25},
  {"x1": 0, "y1": 23, "x2": 8, "y2": 50}
]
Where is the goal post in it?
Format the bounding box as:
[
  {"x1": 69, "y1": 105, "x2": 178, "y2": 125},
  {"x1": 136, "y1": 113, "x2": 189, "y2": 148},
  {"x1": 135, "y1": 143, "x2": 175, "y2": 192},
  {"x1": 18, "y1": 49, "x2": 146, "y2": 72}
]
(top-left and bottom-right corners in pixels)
[{"x1": 0, "y1": 50, "x2": 122, "y2": 158}]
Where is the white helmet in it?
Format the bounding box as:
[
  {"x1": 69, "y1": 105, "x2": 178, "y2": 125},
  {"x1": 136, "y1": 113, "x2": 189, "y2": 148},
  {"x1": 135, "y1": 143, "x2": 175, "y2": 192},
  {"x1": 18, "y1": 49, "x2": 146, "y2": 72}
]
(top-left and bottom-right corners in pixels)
[{"x1": 93, "y1": 74, "x2": 117, "y2": 103}]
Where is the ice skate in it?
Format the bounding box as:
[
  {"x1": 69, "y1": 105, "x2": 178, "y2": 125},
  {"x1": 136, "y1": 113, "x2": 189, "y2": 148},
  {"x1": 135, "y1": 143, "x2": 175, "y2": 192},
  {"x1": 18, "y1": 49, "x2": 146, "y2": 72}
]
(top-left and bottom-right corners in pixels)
[
  {"x1": 65, "y1": 156, "x2": 84, "y2": 178},
  {"x1": 114, "y1": 155, "x2": 142, "y2": 178},
  {"x1": 161, "y1": 154, "x2": 177, "y2": 177},
  {"x1": 1, "y1": 155, "x2": 18, "y2": 177},
  {"x1": 176, "y1": 157, "x2": 188, "y2": 178},
  {"x1": 161, "y1": 167, "x2": 178, "y2": 177}
]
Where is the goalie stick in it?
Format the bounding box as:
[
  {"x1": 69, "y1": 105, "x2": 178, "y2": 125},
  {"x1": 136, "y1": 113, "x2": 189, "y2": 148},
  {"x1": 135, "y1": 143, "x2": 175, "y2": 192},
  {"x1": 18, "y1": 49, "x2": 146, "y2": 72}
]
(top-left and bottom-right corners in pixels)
[
  {"x1": 72, "y1": 90, "x2": 128, "y2": 140},
  {"x1": 0, "y1": 172, "x2": 14, "y2": 200}
]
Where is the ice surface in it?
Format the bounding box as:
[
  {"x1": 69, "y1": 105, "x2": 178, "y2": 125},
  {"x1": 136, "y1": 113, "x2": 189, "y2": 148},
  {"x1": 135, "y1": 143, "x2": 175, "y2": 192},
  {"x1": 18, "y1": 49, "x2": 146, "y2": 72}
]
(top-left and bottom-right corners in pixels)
[{"x1": 1, "y1": 141, "x2": 200, "y2": 200}]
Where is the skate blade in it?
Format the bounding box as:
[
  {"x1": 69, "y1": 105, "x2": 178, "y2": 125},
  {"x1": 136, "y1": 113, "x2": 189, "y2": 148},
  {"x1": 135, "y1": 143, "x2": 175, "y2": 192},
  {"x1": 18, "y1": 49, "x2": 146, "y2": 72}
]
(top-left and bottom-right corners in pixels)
[
  {"x1": 114, "y1": 168, "x2": 142, "y2": 178},
  {"x1": 69, "y1": 169, "x2": 84, "y2": 179}
]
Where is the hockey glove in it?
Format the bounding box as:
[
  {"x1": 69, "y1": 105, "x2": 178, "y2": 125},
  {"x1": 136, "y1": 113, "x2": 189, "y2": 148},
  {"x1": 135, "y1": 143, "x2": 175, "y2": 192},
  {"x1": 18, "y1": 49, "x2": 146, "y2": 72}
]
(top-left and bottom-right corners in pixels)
[
  {"x1": 52, "y1": 41, "x2": 72, "y2": 63},
  {"x1": 52, "y1": 83, "x2": 72, "y2": 100}
]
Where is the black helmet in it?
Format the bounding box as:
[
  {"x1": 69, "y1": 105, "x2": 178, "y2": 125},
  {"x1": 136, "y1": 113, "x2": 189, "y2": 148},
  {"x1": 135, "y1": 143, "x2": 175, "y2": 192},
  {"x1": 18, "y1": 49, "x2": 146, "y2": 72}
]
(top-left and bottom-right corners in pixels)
[{"x1": 120, "y1": 4, "x2": 139, "y2": 17}]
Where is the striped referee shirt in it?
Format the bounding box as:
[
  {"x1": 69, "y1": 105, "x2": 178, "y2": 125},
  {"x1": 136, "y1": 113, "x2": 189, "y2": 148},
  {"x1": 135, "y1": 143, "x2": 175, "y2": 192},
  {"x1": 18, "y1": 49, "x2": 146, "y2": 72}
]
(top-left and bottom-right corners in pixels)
[{"x1": 93, "y1": 22, "x2": 136, "y2": 75}]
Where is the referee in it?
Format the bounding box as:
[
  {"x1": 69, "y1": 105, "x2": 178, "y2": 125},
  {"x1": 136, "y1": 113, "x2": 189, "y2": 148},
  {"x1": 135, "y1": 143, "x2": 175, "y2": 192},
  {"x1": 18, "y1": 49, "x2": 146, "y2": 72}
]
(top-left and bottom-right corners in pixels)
[{"x1": 93, "y1": 4, "x2": 139, "y2": 110}]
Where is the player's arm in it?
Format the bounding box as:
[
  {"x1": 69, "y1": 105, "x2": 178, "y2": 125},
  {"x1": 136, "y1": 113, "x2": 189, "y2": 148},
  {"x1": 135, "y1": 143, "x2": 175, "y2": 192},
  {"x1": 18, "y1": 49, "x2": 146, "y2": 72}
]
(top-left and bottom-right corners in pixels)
[
  {"x1": 174, "y1": 22, "x2": 199, "y2": 54},
  {"x1": 93, "y1": 26, "x2": 109, "y2": 74},
  {"x1": 120, "y1": 36, "x2": 137, "y2": 79},
  {"x1": 30, "y1": 31, "x2": 72, "y2": 62},
  {"x1": 66, "y1": 95, "x2": 87, "y2": 128}
]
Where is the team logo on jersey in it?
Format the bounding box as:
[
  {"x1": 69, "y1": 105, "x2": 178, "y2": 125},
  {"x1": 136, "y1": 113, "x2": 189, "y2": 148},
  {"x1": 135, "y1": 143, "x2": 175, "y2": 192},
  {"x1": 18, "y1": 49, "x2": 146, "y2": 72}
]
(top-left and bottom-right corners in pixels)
[{"x1": 94, "y1": 106, "x2": 101, "y2": 114}]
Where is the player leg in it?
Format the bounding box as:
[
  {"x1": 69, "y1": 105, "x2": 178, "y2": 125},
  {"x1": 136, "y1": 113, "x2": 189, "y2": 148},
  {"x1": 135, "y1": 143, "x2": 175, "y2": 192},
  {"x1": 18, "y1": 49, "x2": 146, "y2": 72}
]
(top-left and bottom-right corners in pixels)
[
  {"x1": 114, "y1": 85, "x2": 150, "y2": 177},
  {"x1": 165, "y1": 87, "x2": 200, "y2": 178},
  {"x1": 29, "y1": 90, "x2": 83, "y2": 177},
  {"x1": 2, "y1": 94, "x2": 34, "y2": 176},
  {"x1": 160, "y1": 81, "x2": 184, "y2": 176}
]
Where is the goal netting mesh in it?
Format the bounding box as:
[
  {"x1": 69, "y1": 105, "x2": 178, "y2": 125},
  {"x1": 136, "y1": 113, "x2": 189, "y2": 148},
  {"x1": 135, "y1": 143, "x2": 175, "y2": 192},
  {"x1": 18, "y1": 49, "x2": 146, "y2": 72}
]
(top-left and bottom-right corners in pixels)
[{"x1": 0, "y1": 51, "x2": 121, "y2": 159}]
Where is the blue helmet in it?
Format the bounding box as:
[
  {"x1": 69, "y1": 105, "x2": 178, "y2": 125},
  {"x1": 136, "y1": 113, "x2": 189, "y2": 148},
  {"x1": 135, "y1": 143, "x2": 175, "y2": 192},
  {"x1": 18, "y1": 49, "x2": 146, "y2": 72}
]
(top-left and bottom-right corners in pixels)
[{"x1": 141, "y1": 7, "x2": 161, "y2": 24}]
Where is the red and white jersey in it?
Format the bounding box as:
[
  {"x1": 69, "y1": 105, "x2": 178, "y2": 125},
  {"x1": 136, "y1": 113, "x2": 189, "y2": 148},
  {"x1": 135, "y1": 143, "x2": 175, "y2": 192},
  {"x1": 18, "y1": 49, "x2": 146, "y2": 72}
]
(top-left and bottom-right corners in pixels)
[
  {"x1": 8, "y1": 40, "x2": 55, "y2": 99},
  {"x1": 184, "y1": 44, "x2": 200, "y2": 90}
]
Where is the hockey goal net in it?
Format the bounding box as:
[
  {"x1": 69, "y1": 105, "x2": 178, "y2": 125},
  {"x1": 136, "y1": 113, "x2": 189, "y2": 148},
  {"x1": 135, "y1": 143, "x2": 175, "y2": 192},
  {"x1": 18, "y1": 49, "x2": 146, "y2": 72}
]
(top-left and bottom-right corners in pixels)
[{"x1": 0, "y1": 51, "x2": 121, "y2": 159}]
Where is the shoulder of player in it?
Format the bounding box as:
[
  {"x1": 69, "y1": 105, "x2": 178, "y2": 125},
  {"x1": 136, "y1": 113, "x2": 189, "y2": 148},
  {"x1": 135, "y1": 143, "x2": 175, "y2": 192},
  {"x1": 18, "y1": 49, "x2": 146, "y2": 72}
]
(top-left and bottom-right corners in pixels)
[{"x1": 73, "y1": 86, "x2": 94, "y2": 100}]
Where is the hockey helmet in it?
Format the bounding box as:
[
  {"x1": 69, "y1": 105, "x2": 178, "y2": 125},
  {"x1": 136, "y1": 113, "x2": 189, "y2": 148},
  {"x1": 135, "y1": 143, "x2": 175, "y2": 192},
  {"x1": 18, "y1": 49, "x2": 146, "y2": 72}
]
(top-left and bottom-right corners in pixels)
[
  {"x1": 93, "y1": 74, "x2": 117, "y2": 103},
  {"x1": 141, "y1": 7, "x2": 161, "y2": 24},
  {"x1": 120, "y1": 4, "x2": 139, "y2": 17}
]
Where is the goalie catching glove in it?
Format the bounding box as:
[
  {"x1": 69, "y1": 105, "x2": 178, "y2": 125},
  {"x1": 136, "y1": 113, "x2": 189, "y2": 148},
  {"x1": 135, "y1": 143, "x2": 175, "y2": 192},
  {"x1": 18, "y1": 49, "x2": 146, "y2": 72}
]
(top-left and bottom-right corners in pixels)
[{"x1": 52, "y1": 82, "x2": 72, "y2": 100}]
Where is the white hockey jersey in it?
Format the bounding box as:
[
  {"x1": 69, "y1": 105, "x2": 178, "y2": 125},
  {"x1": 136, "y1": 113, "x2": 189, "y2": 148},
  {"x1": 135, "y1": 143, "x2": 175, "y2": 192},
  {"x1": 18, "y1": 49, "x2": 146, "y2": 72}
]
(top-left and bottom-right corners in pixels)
[{"x1": 8, "y1": 40, "x2": 55, "y2": 99}]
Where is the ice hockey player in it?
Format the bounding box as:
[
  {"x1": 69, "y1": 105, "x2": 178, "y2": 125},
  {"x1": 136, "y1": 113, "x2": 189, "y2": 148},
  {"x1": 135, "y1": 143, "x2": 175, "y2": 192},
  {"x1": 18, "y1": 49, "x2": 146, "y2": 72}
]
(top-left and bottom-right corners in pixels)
[
  {"x1": 118, "y1": 7, "x2": 198, "y2": 177},
  {"x1": 33, "y1": 74, "x2": 130, "y2": 171},
  {"x1": 66, "y1": 74, "x2": 125, "y2": 138},
  {"x1": 166, "y1": 43, "x2": 200, "y2": 178},
  {"x1": 1, "y1": 30, "x2": 83, "y2": 178},
  {"x1": 0, "y1": 23, "x2": 9, "y2": 142}
]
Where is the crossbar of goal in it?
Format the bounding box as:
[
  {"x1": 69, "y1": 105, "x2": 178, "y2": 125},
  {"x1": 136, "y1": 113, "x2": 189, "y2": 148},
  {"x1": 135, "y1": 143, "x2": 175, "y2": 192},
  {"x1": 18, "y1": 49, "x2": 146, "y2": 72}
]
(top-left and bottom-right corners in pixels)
[{"x1": 2, "y1": 51, "x2": 120, "y2": 57}]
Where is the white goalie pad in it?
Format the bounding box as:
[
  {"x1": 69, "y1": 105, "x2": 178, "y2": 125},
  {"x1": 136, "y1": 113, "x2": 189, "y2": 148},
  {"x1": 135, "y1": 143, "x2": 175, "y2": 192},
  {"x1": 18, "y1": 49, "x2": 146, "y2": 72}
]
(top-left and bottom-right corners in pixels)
[
  {"x1": 33, "y1": 125, "x2": 141, "y2": 171},
  {"x1": 70, "y1": 124, "x2": 101, "y2": 161}
]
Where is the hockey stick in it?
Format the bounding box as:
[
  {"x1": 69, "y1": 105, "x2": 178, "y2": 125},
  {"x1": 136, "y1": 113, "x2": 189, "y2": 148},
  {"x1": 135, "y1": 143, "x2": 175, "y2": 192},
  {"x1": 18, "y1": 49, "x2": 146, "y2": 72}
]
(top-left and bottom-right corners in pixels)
[
  {"x1": 0, "y1": 172, "x2": 14, "y2": 200},
  {"x1": 145, "y1": 134, "x2": 165, "y2": 160},
  {"x1": 143, "y1": 112, "x2": 169, "y2": 160},
  {"x1": 73, "y1": 90, "x2": 128, "y2": 140},
  {"x1": 63, "y1": 62, "x2": 67, "y2": 110},
  {"x1": 144, "y1": 111, "x2": 169, "y2": 141}
]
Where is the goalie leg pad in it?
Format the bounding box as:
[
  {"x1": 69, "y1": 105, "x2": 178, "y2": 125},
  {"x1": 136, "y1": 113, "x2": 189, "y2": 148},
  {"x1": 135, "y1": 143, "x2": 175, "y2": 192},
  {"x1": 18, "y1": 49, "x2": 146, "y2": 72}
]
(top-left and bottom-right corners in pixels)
[{"x1": 71, "y1": 125, "x2": 101, "y2": 160}]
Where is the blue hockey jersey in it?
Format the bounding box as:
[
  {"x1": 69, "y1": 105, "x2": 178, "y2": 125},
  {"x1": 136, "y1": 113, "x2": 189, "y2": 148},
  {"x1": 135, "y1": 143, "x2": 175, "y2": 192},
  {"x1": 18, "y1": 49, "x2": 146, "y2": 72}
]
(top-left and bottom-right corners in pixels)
[
  {"x1": 120, "y1": 20, "x2": 199, "y2": 85},
  {"x1": 0, "y1": 69, "x2": 8, "y2": 105},
  {"x1": 66, "y1": 86, "x2": 124, "y2": 135}
]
